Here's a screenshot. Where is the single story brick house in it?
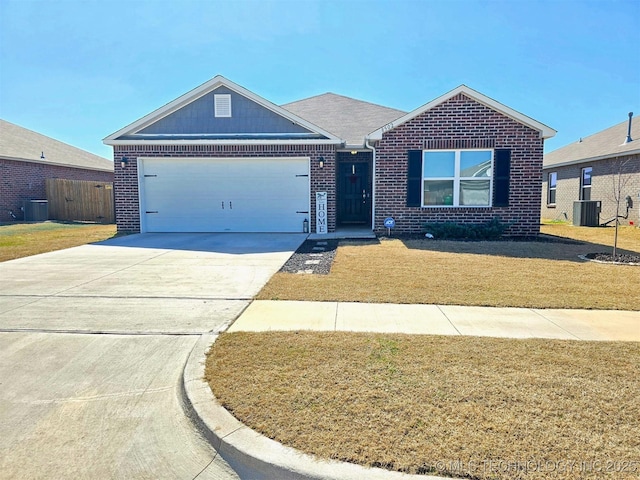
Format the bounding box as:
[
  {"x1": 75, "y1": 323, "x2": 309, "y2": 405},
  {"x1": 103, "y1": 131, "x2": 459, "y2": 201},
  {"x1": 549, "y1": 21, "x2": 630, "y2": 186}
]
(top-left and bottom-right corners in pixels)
[
  {"x1": 104, "y1": 76, "x2": 555, "y2": 236},
  {"x1": 0, "y1": 119, "x2": 114, "y2": 222},
  {"x1": 541, "y1": 114, "x2": 639, "y2": 226}
]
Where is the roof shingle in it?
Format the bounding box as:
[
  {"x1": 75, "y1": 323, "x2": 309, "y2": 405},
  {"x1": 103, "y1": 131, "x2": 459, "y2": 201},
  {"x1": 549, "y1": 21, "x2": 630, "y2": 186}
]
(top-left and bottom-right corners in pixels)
[
  {"x1": 1, "y1": 119, "x2": 113, "y2": 172},
  {"x1": 282, "y1": 93, "x2": 405, "y2": 147},
  {"x1": 544, "y1": 117, "x2": 640, "y2": 168}
]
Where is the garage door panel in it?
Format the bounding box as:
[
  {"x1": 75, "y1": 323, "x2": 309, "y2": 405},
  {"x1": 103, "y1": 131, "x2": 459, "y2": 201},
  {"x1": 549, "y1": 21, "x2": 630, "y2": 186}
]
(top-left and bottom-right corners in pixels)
[{"x1": 139, "y1": 157, "x2": 310, "y2": 233}]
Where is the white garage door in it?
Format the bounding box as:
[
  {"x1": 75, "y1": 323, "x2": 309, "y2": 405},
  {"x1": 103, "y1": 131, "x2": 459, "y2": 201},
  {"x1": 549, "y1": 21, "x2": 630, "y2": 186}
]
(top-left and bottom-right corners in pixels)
[{"x1": 138, "y1": 157, "x2": 310, "y2": 233}]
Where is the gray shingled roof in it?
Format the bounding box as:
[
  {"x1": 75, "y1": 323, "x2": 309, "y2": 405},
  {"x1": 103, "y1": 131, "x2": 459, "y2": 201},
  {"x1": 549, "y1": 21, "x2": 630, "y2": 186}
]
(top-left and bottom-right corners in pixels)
[
  {"x1": 282, "y1": 93, "x2": 406, "y2": 147},
  {"x1": 544, "y1": 117, "x2": 640, "y2": 168},
  {"x1": 0, "y1": 119, "x2": 113, "y2": 172}
]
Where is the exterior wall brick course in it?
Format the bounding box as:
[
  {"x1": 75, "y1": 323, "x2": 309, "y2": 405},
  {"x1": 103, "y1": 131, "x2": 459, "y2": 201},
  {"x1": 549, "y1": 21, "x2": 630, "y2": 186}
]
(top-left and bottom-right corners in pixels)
[
  {"x1": 0, "y1": 158, "x2": 114, "y2": 222},
  {"x1": 113, "y1": 144, "x2": 336, "y2": 233},
  {"x1": 374, "y1": 93, "x2": 544, "y2": 237}
]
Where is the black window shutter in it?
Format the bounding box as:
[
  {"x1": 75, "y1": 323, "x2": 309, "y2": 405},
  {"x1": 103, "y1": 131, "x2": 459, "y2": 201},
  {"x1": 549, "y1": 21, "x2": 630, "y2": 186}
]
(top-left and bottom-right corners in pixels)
[
  {"x1": 494, "y1": 149, "x2": 511, "y2": 207},
  {"x1": 406, "y1": 150, "x2": 422, "y2": 207}
]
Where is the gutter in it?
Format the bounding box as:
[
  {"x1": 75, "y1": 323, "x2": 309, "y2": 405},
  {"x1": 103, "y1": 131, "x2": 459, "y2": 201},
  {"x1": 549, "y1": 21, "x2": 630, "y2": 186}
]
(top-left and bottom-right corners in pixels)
[
  {"x1": 0, "y1": 155, "x2": 114, "y2": 173},
  {"x1": 543, "y1": 148, "x2": 640, "y2": 169},
  {"x1": 365, "y1": 136, "x2": 377, "y2": 231}
]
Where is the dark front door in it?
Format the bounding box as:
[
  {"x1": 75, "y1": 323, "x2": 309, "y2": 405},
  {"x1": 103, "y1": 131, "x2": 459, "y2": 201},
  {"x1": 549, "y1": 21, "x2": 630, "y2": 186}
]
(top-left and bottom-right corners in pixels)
[{"x1": 338, "y1": 161, "x2": 371, "y2": 225}]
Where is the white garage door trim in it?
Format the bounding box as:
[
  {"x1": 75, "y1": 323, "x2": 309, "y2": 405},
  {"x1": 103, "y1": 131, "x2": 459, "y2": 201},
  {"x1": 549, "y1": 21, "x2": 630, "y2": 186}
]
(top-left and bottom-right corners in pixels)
[{"x1": 137, "y1": 156, "x2": 310, "y2": 233}]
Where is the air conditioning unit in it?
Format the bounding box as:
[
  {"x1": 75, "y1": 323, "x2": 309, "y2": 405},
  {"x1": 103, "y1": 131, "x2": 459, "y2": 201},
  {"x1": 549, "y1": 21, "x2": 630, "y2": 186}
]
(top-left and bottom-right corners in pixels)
[
  {"x1": 23, "y1": 200, "x2": 49, "y2": 222},
  {"x1": 573, "y1": 200, "x2": 601, "y2": 227}
]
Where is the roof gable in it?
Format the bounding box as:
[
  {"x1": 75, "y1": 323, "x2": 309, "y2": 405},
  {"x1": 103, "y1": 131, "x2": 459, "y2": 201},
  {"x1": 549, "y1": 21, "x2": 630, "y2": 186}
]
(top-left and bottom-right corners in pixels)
[
  {"x1": 283, "y1": 93, "x2": 405, "y2": 147},
  {"x1": 0, "y1": 119, "x2": 113, "y2": 172},
  {"x1": 104, "y1": 76, "x2": 343, "y2": 145},
  {"x1": 367, "y1": 85, "x2": 556, "y2": 141},
  {"x1": 544, "y1": 117, "x2": 640, "y2": 168}
]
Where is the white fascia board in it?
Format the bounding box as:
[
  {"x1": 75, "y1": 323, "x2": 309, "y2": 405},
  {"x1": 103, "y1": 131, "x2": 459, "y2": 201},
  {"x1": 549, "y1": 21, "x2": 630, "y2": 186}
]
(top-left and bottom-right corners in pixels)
[
  {"x1": 367, "y1": 85, "x2": 557, "y2": 141},
  {"x1": 104, "y1": 139, "x2": 342, "y2": 146},
  {"x1": 543, "y1": 148, "x2": 640, "y2": 169},
  {"x1": 103, "y1": 75, "x2": 344, "y2": 145}
]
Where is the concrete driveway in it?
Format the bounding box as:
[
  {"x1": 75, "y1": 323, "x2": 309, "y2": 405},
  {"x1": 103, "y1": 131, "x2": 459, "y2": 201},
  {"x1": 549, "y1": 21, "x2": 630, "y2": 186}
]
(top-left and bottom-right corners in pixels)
[{"x1": 0, "y1": 233, "x2": 305, "y2": 479}]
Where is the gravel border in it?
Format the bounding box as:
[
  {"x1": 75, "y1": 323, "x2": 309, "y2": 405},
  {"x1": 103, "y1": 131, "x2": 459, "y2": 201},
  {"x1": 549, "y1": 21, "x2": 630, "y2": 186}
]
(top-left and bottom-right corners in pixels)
[
  {"x1": 580, "y1": 252, "x2": 640, "y2": 266},
  {"x1": 279, "y1": 239, "x2": 339, "y2": 274}
]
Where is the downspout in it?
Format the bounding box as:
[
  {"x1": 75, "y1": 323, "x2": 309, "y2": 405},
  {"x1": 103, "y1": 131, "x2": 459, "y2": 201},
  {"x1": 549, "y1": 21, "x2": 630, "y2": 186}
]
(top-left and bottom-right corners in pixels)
[{"x1": 365, "y1": 136, "x2": 377, "y2": 231}]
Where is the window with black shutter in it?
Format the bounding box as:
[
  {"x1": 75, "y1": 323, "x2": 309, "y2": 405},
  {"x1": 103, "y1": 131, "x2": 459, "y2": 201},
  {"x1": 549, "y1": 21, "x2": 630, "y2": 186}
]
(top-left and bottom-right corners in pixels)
[
  {"x1": 493, "y1": 149, "x2": 511, "y2": 207},
  {"x1": 406, "y1": 150, "x2": 422, "y2": 207}
]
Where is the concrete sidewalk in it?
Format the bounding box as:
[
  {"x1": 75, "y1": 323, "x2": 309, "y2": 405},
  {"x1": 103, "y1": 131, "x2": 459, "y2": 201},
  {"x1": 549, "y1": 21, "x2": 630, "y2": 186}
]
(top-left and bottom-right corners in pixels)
[
  {"x1": 228, "y1": 300, "x2": 640, "y2": 341},
  {"x1": 183, "y1": 300, "x2": 640, "y2": 479}
]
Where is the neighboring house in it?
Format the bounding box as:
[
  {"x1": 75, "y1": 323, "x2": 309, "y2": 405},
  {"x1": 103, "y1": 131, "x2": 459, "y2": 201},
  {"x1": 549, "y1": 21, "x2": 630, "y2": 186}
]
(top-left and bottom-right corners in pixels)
[
  {"x1": 103, "y1": 76, "x2": 555, "y2": 236},
  {"x1": 0, "y1": 120, "x2": 114, "y2": 222},
  {"x1": 542, "y1": 115, "x2": 640, "y2": 226}
]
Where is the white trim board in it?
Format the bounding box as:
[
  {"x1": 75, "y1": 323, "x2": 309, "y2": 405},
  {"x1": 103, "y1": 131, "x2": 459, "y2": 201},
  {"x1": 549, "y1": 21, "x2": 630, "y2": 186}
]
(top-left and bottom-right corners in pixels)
[{"x1": 367, "y1": 85, "x2": 556, "y2": 141}]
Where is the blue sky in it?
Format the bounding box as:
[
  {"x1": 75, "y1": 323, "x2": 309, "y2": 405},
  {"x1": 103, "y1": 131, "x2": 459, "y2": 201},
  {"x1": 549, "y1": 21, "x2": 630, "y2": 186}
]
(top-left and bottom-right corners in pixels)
[{"x1": 1, "y1": 0, "x2": 638, "y2": 159}]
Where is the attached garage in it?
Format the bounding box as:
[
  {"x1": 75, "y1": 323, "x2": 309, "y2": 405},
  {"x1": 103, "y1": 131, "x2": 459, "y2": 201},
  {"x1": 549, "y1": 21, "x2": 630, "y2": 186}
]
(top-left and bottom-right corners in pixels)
[{"x1": 138, "y1": 157, "x2": 310, "y2": 233}]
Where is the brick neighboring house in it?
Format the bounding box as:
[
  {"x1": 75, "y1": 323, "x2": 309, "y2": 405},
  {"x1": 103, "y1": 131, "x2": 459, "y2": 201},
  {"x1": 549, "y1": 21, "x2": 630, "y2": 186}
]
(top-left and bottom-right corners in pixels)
[
  {"x1": 104, "y1": 76, "x2": 555, "y2": 236},
  {"x1": 542, "y1": 115, "x2": 640, "y2": 226},
  {"x1": 0, "y1": 120, "x2": 114, "y2": 222}
]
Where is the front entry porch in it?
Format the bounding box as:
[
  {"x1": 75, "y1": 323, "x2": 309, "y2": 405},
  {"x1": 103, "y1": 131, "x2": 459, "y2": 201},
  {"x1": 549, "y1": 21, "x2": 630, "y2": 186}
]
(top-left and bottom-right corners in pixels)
[{"x1": 308, "y1": 225, "x2": 376, "y2": 240}]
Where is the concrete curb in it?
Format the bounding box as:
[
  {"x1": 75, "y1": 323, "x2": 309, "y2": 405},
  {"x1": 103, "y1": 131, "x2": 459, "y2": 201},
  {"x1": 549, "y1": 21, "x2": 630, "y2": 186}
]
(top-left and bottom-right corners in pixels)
[{"x1": 182, "y1": 334, "x2": 450, "y2": 480}]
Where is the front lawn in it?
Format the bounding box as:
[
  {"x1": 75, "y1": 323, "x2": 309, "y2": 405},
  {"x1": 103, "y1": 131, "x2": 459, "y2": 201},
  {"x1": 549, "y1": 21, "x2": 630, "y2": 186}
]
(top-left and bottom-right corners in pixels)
[
  {"x1": 207, "y1": 332, "x2": 640, "y2": 479},
  {"x1": 257, "y1": 225, "x2": 640, "y2": 310},
  {"x1": 0, "y1": 222, "x2": 117, "y2": 262}
]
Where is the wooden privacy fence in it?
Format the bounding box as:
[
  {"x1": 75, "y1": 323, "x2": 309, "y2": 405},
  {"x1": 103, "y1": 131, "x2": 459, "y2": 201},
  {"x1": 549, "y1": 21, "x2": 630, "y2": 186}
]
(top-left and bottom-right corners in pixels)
[{"x1": 46, "y1": 179, "x2": 115, "y2": 224}]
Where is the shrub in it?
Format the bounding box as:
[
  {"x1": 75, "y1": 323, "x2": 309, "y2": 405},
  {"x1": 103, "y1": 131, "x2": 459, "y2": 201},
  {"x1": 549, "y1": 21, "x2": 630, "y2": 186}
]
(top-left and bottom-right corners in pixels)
[{"x1": 422, "y1": 217, "x2": 512, "y2": 240}]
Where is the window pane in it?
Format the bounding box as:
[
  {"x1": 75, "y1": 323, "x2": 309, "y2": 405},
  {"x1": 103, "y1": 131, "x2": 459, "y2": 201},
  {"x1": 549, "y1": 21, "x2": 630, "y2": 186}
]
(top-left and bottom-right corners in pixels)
[
  {"x1": 549, "y1": 189, "x2": 556, "y2": 204},
  {"x1": 582, "y1": 167, "x2": 592, "y2": 186},
  {"x1": 460, "y1": 180, "x2": 490, "y2": 206},
  {"x1": 423, "y1": 151, "x2": 455, "y2": 177},
  {"x1": 581, "y1": 186, "x2": 591, "y2": 201},
  {"x1": 424, "y1": 180, "x2": 454, "y2": 206},
  {"x1": 460, "y1": 151, "x2": 492, "y2": 177},
  {"x1": 549, "y1": 172, "x2": 557, "y2": 187}
]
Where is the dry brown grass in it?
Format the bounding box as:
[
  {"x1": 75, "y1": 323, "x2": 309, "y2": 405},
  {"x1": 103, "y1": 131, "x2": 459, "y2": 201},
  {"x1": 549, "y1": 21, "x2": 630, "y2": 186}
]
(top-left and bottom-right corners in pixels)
[
  {"x1": 207, "y1": 332, "x2": 640, "y2": 479},
  {"x1": 258, "y1": 225, "x2": 640, "y2": 310},
  {"x1": 0, "y1": 222, "x2": 117, "y2": 262}
]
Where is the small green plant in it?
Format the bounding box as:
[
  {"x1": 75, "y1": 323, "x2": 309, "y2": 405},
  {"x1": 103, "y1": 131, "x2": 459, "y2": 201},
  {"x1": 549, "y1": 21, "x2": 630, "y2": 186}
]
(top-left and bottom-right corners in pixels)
[{"x1": 422, "y1": 217, "x2": 512, "y2": 240}]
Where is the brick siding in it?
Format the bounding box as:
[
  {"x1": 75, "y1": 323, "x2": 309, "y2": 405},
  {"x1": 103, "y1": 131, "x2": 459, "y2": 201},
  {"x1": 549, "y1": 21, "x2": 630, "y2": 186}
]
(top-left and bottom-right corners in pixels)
[
  {"x1": 0, "y1": 158, "x2": 114, "y2": 222},
  {"x1": 542, "y1": 153, "x2": 640, "y2": 225},
  {"x1": 113, "y1": 144, "x2": 336, "y2": 233},
  {"x1": 374, "y1": 93, "x2": 545, "y2": 237}
]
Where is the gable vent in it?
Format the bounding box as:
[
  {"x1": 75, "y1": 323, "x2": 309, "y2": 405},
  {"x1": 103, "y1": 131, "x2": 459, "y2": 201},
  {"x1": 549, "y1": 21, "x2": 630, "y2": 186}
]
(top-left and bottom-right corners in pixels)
[{"x1": 214, "y1": 94, "x2": 232, "y2": 118}]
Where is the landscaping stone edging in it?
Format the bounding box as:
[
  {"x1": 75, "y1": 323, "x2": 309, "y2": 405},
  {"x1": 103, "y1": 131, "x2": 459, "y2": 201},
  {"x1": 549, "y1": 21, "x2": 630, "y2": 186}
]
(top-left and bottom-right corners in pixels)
[
  {"x1": 181, "y1": 333, "x2": 447, "y2": 480},
  {"x1": 279, "y1": 239, "x2": 339, "y2": 275},
  {"x1": 578, "y1": 254, "x2": 640, "y2": 266}
]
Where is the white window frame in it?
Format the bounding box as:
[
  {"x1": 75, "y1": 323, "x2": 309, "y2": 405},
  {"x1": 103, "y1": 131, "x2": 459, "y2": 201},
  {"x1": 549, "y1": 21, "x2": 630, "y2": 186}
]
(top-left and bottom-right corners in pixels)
[
  {"x1": 214, "y1": 94, "x2": 232, "y2": 118},
  {"x1": 580, "y1": 166, "x2": 592, "y2": 200},
  {"x1": 548, "y1": 171, "x2": 557, "y2": 205},
  {"x1": 422, "y1": 149, "x2": 494, "y2": 208}
]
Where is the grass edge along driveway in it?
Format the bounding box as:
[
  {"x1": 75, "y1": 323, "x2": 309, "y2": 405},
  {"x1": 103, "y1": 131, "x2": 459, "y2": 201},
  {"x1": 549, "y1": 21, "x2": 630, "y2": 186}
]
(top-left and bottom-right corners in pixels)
[{"x1": 0, "y1": 222, "x2": 117, "y2": 262}]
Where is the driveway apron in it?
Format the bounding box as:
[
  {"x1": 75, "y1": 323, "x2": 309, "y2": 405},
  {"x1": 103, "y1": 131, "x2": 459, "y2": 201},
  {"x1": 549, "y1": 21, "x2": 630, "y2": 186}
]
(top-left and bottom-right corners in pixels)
[{"x1": 0, "y1": 233, "x2": 305, "y2": 479}]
